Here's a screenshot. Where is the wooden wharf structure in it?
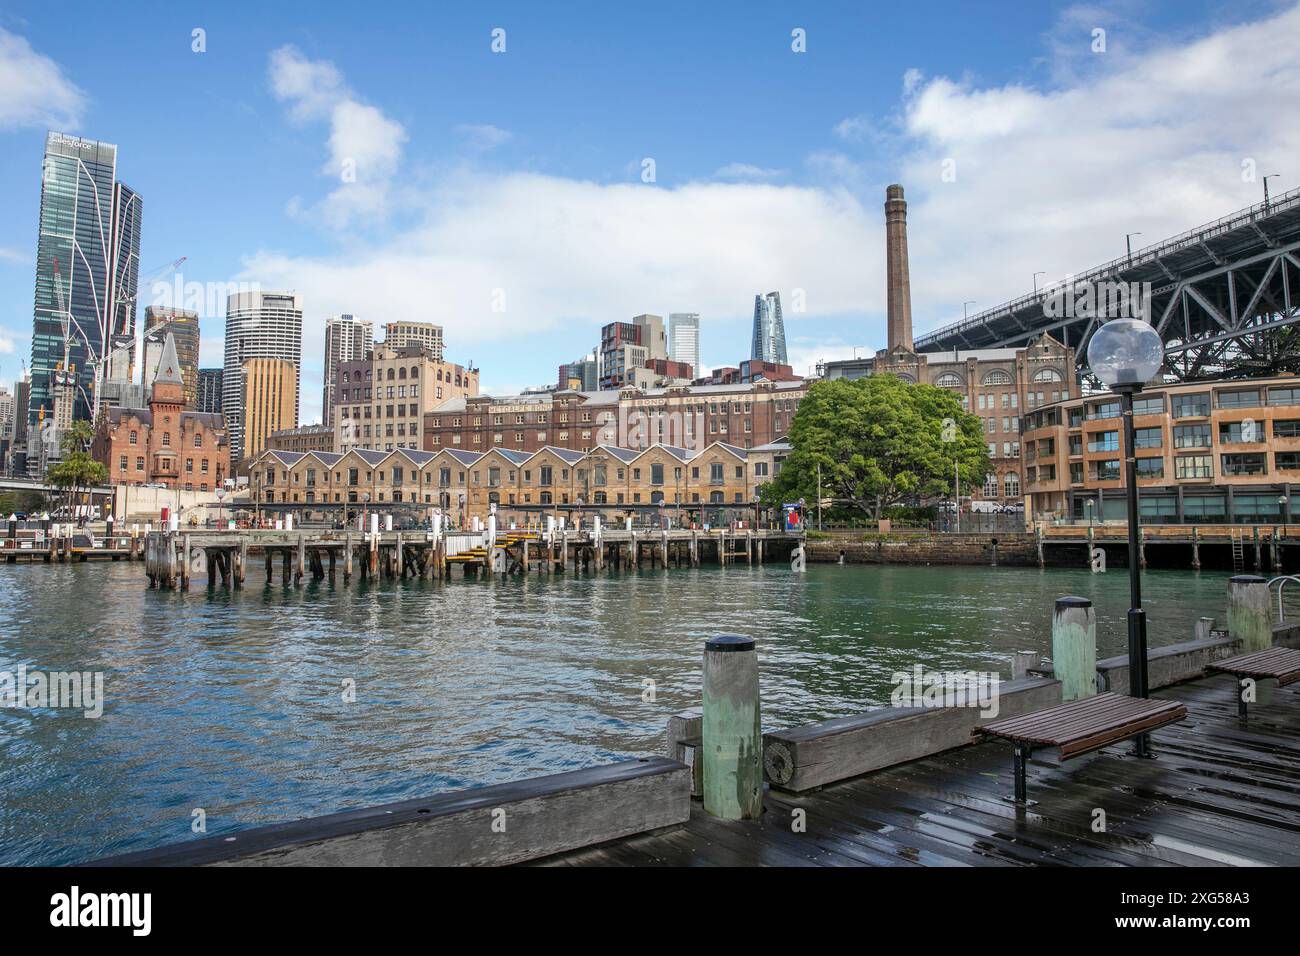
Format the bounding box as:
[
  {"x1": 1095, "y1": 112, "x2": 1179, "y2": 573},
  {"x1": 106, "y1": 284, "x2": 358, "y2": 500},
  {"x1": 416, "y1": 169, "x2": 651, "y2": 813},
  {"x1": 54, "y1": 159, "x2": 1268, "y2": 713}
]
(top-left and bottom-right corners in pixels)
[{"x1": 142, "y1": 526, "x2": 804, "y2": 589}]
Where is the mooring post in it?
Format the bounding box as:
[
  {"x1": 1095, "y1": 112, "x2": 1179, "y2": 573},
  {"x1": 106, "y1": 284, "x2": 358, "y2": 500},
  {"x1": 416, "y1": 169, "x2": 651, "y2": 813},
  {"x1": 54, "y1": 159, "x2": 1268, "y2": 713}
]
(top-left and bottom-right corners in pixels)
[
  {"x1": 1011, "y1": 650, "x2": 1038, "y2": 680},
  {"x1": 1191, "y1": 526, "x2": 1201, "y2": 570},
  {"x1": 237, "y1": 539, "x2": 247, "y2": 587},
  {"x1": 1035, "y1": 524, "x2": 1044, "y2": 568},
  {"x1": 296, "y1": 534, "x2": 305, "y2": 585},
  {"x1": 702, "y1": 635, "x2": 763, "y2": 821},
  {"x1": 182, "y1": 534, "x2": 191, "y2": 590},
  {"x1": 1227, "y1": 574, "x2": 1271, "y2": 653},
  {"x1": 1051, "y1": 596, "x2": 1097, "y2": 701},
  {"x1": 1253, "y1": 526, "x2": 1262, "y2": 572}
]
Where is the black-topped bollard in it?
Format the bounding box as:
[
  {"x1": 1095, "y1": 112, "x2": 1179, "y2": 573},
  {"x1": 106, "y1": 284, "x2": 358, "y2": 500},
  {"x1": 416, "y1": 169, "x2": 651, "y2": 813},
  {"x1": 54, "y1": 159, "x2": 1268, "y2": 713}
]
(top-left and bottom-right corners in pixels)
[{"x1": 702, "y1": 635, "x2": 762, "y2": 820}]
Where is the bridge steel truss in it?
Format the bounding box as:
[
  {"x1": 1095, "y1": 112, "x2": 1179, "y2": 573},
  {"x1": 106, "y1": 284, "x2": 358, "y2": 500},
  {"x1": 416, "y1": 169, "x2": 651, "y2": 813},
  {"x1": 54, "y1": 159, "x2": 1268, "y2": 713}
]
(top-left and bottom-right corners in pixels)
[{"x1": 915, "y1": 187, "x2": 1300, "y2": 383}]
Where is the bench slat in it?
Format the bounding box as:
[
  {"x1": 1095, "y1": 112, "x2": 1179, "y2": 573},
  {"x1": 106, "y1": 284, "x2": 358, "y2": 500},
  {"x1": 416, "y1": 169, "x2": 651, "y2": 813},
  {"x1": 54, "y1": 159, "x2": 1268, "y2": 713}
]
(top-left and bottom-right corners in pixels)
[
  {"x1": 975, "y1": 692, "x2": 1186, "y2": 753},
  {"x1": 1207, "y1": 647, "x2": 1300, "y2": 682}
]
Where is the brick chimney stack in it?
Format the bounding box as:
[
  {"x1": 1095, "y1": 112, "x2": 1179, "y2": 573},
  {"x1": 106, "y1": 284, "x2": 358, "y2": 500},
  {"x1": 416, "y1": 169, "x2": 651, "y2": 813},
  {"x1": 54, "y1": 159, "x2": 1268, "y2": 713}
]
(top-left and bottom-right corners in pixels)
[{"x1": 885, "y1": 184, "x2": 914, "y2": 351}]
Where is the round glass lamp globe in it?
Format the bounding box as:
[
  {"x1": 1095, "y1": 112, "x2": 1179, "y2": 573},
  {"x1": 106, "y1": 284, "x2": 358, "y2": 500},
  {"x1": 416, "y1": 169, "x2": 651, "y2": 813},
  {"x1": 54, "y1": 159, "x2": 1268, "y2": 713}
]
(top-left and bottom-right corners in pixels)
[{"x1": 1086, "y1": 317, "x2": 1163, "y2": 387}]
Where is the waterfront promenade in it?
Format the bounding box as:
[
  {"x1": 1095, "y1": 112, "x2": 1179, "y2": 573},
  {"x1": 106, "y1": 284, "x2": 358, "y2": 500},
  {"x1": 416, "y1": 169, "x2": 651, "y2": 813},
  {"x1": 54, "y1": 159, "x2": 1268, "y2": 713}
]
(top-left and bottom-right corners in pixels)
[{"x1": 540, "y1": 673, "x2": 1300, "y2": 866}]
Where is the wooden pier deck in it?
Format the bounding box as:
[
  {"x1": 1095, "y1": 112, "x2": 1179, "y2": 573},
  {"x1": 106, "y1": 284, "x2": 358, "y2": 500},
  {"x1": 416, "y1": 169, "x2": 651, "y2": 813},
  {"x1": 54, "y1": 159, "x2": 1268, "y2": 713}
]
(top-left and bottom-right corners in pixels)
[{"x1": 536, "y1": 674, "x2": 1300, "y2": 867}]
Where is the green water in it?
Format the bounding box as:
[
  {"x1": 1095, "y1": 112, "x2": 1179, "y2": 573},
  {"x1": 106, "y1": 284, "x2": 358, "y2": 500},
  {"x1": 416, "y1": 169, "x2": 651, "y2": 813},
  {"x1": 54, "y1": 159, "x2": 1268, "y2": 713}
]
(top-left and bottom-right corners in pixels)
[{"x1": 0, "y1": 560, "x2": 1240, "y2": 864}]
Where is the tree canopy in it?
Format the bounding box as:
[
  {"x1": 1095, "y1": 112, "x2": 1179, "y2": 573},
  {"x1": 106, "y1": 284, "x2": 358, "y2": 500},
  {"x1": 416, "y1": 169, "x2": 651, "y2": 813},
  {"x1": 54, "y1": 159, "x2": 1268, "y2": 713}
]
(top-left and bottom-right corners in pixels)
[
  {"x1": 46, "y1": 420, "x2": 107, "y2": 515},
  {"x1": 759, "y1": 375, "x2": 988, "y2": 519}
]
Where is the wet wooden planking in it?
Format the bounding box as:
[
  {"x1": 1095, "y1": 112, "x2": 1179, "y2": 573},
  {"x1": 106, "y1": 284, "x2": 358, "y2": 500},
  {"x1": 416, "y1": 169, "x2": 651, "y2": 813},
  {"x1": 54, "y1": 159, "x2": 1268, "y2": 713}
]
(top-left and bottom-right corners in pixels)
[{"x1": 536, "y1": 676, "x2": 1300, "y2": 867}]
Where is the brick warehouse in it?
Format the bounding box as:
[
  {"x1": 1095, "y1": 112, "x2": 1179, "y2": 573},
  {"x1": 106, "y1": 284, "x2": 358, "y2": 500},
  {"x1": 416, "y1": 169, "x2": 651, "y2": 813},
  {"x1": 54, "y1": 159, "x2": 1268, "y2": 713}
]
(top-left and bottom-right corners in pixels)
[
  {"x1": 93, "y1": 333, "x2": 231, "y2": 491},
  {"x1": 424, "y1": 379, "x2": 807, "y2": 456},
  {"x1": 245, "y1": 440, "x2": 765, "y2": 528}
]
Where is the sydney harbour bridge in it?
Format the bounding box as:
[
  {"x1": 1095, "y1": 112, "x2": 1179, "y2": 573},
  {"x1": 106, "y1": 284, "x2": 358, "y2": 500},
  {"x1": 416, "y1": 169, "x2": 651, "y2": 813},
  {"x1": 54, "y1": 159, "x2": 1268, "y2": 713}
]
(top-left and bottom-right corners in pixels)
[{"x1": 915, "y1": 187, "x2": 1300, "y2": 381}]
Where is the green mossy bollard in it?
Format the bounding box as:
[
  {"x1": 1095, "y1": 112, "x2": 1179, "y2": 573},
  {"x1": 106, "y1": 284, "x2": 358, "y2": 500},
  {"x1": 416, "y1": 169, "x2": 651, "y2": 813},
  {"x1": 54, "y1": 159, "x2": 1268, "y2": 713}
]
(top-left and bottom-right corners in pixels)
[
  {"x1": 1227, "y1": 574, "x2": 1271, "y2": 653},
  {"x1": 702, "y1": 636, "x2": 763, "y2": 820},
  {"x1": 1052, "y1": 596, "x2": 1097, "y2": 701}
]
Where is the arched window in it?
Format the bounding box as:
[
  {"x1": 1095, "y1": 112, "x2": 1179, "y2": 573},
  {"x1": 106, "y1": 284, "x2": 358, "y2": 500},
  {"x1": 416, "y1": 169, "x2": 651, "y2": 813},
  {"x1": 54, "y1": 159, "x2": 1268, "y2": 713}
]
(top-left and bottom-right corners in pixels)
[
  {"x1": 895, "y1": 373, "x2": 916, "y2": 383},
  {"x1": 398, "y1": 367, "x2": 407, "y2": 379},
  {"x1": 410, "y1": 366, "x2": 419, "y2": 378},
  {"x1": 934, "y1": 372, "x2": 963, "y2": 388},
  {"x1": 984, "y1": 473, "x2": 999, "y2": 497},
  {"x1": 1032, "y1": 367, "x2": 1064, "y2": 382},
  {"x1": 982, "y1": 370, "x2": 1013, "y2": 386},
  {"x1": 1004, "y1": 473, "x2": 1020, "y2": 497},
  {"x1": 194, "y1": 433, "x2": 203, "y2": 448},
  {"x1": 386, "y1": 368, "x2": 395, "y2": 381},
  {"x1": 129, "y1": 430, "x2": 138, "y2": 445}
]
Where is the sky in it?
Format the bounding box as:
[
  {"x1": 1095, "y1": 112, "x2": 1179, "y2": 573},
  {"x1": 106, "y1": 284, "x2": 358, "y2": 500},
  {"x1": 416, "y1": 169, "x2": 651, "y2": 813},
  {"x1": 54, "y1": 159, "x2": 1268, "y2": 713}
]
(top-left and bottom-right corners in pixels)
[{"x1": 1, "y1": 0, "x2": 1298, "y2": 423}]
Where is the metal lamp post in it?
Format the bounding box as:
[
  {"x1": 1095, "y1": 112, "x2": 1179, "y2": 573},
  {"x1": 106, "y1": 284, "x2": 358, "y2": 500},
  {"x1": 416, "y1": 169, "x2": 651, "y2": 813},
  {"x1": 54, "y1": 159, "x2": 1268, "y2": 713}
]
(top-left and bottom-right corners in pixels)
[
  {"x1": 216, "y1": 486, "x2": 226, "y2": 530},
  {"x1": 1280, "y1": 494, "x2": 1290, "y2": 525},
  {"x1": 1085, "y1": 498, "x2": 1094, "y2": 530},
  {"x1": 1086, "y1": 317, "x2": 1165, "y2": 757}
]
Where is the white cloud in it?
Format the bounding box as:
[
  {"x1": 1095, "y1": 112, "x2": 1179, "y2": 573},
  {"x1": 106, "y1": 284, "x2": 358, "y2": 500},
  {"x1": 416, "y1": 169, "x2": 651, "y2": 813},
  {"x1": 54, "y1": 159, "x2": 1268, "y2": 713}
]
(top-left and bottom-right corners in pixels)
[
  {"x1": 0, "y1": 29, "x2": 84, "y2": 130},
  {"x1": 0, "y1": 247, "x2": 31, "y2": 265},
  {"x1": 455, "y1": 123, "x2": 512, "y2": 151},
  {"x1": 0, "y1": 334, "x2": 15, "y2": 355},
  {"x1": 241, "y1": 173, "x2": 878, "y2": 421},
  {"x1": 250, "y1": 3, "x2": 1300, "y2": 423},
  {"x1": 268, "y1": 45, "x2": 407, "y2": 228},
  {"x1": 713, "y1": 163, "x2": 785, "y2": 182},
  {"x1": 891, "y1": 2, "x2": 1300, "y2": 332}
]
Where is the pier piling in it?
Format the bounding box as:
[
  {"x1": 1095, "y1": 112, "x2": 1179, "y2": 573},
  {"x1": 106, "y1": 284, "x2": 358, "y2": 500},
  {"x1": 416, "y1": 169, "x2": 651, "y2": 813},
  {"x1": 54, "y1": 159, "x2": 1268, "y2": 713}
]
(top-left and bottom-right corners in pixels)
[
  {"x1": 1051, "y1": 596, "x2": 1097, "y2": 701},
  {"x1": 702, "y1": 635, "x2": 763, "y2": 821}
]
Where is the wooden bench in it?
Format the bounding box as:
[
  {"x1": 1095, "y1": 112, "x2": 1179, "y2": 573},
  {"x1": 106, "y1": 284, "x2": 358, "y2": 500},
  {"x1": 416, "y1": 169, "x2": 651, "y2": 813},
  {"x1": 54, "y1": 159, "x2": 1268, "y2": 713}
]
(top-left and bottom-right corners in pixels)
[
  {"x1": 1207, "y1": 647, "x2": 1300, "y2": 721},
  {"x1": 973, "y1": 692, "x2": 1187, "y2": 803}
]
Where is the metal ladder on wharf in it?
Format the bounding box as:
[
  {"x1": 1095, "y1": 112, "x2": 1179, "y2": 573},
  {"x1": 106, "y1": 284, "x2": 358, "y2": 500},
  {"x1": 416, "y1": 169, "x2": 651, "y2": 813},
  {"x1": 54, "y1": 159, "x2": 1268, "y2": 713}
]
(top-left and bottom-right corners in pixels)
[{"x1": 1232, "y1": 531, "x2": 1245, "y2": 573}]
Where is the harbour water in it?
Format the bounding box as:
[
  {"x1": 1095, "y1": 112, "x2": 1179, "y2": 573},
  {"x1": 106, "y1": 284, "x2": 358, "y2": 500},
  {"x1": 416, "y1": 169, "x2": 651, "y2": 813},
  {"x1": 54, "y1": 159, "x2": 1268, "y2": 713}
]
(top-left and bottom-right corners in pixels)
[{"x1": 0, "y1": 560, "x2": 1242, "y2": 865}]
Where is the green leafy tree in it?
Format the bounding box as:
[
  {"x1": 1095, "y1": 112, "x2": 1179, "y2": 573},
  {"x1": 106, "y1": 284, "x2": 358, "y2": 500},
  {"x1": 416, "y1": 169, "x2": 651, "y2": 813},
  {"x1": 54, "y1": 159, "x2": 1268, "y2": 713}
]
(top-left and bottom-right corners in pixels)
[
  {"x1": 46, "y1": 420, "x2": 107, "y2": 518},
  {"x1": 760, "y1": 375, "x2": 988, "y2": 520}
]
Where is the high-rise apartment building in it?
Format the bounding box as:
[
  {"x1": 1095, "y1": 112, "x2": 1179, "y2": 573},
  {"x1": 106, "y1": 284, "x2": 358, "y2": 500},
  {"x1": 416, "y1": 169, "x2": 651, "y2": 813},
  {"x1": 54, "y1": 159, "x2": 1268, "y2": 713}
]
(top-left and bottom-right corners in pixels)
[
  {"x1": 558, "y1": 353, "x2": 599, "y2": 391},
  {"x1": 239, "y1": 357, "x2": 298, "y2": 463},
  {"x1": 142, "y1": 307, "x2": 200, "y2": 408},
  {"x1": 322, "y1": 314, "x2": 374, "y2": 427},
  {"x1": 383, "y1": 321, "x2": 443, "y2": 359},
  {"x1": 223, "y1": 291, "x2": 303, "y2": 462},
  {"x1": 0, "y1": 387, "x2": 12, "y2": 443},
  {"x1": 598, "y1": 314, "x2": 667, "y2": 389},
  {"x1": 28, "y1": 132, "x2": 142, "y2": 431},
  {"x1": 750, "y1": 292, "x2": 787, "y2": 365},
  {"x1": 669, "y1": 313, "x2": 700, "y2": 378},
  {"x1": 197, "y1": 369, "x2": 224, "y2": 415}
]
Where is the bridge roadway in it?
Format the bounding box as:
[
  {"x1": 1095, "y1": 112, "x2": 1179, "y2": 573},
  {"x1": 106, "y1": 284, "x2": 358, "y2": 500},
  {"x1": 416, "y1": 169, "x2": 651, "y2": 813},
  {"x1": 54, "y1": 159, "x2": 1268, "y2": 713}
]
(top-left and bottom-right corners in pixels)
[{"x1": 916, "y1": 186, "x2": 1300, "y2": 380}]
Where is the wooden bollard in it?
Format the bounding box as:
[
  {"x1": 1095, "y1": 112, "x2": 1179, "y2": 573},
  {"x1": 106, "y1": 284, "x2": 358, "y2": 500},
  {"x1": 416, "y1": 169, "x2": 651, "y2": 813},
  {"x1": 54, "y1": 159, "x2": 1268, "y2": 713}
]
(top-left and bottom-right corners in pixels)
[
  {"x1": 702, "y1": 635, "x2": 763, "y2": 821},
  {"x1": 1228, "y1": 574, "x2": 1271, "y2": 653},
  {"x1": 1051, "y1": 596, "x2": 1097, "y2": 701}
]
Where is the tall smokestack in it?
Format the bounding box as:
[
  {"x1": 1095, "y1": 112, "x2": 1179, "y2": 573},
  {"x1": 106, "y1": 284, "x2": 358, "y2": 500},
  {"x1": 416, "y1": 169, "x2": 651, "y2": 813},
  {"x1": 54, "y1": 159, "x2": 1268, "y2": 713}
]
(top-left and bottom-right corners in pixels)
[{"x1": 885, "y1": 184, "x2": 914, "y2": 351}]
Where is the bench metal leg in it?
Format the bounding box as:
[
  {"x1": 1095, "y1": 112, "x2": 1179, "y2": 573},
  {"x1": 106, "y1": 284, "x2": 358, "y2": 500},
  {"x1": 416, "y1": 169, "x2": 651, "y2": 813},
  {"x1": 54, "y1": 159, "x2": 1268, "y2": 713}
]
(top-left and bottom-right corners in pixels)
[
  {"x1": 1006, "y1": 743, "x2": 1036, "y2": 806},
  {"x1": 1239, "y1": 678, "x2": 1249, "y2": 722}
]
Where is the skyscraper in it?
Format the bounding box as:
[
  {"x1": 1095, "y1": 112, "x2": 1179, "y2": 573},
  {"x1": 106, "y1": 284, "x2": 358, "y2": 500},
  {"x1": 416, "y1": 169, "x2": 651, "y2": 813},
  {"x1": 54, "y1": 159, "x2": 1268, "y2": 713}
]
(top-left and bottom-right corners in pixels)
[
  {"x1": 750, "y1": 292, "x2": 787, "y2": 365},
  {"x1": 142, "y1": 307, "x2": 200, "y2": 408},
  {"x1": 322, "y1": 314, "x2": 374, "y2": 427},
  {"x1": 239, "y1": 357, "x2": 298, "y2": 462},
  {"x1": 197, "y1": 369, "x2": 224, "y2": 415},
  {"x1": 223, "y1": 290, "x2": 303, "y2": 462},
  {"x1": 669, "y1": 313, "x2": 700, "y2": 377},
  {"x1": 28, "y1": 132, "x2": 142, "y2": 431}
]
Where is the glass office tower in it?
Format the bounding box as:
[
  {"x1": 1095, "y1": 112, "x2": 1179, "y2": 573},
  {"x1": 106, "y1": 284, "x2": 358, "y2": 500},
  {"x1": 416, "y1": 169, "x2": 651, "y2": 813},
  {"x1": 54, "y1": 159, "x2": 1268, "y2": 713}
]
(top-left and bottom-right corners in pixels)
[
  {"x1": 750, "y1": 292, "x2": 788, "y2": 365},
  {"x1": 28, "y1": 132, "x2": 142, "y2": 429}
]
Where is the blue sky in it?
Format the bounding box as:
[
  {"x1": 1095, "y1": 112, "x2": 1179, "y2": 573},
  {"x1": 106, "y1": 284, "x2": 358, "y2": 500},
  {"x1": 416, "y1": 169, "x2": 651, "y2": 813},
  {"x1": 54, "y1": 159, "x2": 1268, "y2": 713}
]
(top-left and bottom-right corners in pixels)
[{"x1": 1, "y1": 0, "x2": 1297, "y2": 422}]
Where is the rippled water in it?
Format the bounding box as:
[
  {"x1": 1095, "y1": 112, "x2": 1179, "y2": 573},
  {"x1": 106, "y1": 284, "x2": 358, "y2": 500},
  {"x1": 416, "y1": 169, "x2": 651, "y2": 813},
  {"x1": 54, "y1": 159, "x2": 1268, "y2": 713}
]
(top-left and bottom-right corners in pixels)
[{"x1": 0, "y1": 559, "x2": 1237, "y2": 865}]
